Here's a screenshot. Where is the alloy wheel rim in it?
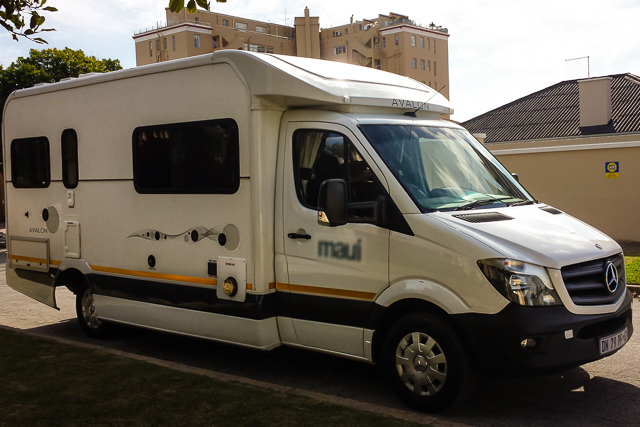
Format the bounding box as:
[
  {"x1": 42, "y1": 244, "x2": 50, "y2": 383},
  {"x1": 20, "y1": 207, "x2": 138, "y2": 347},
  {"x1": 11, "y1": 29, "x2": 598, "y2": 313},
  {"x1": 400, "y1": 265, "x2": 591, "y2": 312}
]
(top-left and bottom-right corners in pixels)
[
  {"x1": 395, "y1": 332, "x2": 447, "y2": 396},
  {"x1": 81, "y1": 288, "x2": 101, "y2": 329}
]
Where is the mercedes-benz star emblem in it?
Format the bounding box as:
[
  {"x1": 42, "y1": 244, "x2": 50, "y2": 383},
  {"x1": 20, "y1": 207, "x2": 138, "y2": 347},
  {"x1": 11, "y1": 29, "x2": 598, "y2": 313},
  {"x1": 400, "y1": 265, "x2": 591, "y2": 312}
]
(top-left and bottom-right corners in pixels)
[{"x1": 605, "y1": 262, "x2": 619, "y2": 294}]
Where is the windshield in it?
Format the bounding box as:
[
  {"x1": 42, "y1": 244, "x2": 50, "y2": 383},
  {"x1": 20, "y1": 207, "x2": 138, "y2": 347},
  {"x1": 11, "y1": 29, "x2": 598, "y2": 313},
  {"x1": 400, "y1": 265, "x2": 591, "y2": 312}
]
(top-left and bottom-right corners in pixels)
[{"x1": 359, "y1": 124, "x2": 534, "y2": 212}]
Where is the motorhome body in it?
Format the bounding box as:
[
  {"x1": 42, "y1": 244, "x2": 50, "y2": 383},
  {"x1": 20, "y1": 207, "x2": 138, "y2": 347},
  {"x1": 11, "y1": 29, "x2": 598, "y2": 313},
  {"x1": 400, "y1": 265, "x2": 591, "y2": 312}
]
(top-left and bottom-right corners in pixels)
[{"x1": 2, "y1": 51, "x2": 633, "y2": 411}]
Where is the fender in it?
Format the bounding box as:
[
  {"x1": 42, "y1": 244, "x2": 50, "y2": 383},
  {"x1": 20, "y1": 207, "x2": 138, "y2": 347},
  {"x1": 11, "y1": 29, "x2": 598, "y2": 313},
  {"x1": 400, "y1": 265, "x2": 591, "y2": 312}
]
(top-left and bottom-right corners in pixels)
[
  {"x1": 56, "y1": 258, "x2": 94, "y2": 276},
  {"x1": 375, "y1": 278, "x2": 474, "y2": 315}
]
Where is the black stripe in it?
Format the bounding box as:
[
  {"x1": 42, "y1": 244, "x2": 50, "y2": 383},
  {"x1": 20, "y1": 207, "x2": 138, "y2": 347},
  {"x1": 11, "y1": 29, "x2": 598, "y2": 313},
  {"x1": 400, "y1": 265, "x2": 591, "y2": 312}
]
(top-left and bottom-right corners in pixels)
[
  {"x1": 89, "y1": 273, "x2": 276, "y2": 320},
  {"x1": 87, "y1": 272, "x2": 383, "y2": 328}
]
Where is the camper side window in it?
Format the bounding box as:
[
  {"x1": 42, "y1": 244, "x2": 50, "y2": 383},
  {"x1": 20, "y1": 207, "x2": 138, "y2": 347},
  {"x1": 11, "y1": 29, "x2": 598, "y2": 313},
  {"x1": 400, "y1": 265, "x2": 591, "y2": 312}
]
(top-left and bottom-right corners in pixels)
[
  {"x1": 61, "y1": 129, "x2": 79, "y2": 189},
  {"x1": 293, "y1": 129, "x2": 384, "y2": 216},
  {"x1": 132, "y1": 118, "x2": 240, "y2": 194},
  {"x1": 11, "y1": 137, "x2": 51, "y2": 188}
]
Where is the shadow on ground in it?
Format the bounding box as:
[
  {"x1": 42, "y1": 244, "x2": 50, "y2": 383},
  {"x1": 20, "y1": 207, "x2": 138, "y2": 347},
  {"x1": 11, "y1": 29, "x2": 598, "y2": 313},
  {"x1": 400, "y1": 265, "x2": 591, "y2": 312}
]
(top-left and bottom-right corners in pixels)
[{"x1": 25, "y1": 319, "x2": 640, "y2": 427}]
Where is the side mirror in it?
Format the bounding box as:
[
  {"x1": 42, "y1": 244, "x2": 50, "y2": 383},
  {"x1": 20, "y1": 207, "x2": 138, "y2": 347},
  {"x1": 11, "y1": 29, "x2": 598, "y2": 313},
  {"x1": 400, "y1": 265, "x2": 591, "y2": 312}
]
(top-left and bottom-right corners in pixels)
[
  {"x1": 511, "y1": 173, "x2": 520, "y2": 183},
  {"x1": 317, "y1": 179, "x2": 347, "y2": 227}
]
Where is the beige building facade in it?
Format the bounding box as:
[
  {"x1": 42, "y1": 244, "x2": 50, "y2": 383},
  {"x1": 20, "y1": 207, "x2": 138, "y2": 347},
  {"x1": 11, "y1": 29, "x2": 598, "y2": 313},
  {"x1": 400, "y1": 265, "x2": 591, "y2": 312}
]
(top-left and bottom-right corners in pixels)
[
  {"x1": 133, "y1": 9, "x2": 449, "y2": 99},
  {"x1": 463, "y1": 74, "x2": 640, "y2": 247}
]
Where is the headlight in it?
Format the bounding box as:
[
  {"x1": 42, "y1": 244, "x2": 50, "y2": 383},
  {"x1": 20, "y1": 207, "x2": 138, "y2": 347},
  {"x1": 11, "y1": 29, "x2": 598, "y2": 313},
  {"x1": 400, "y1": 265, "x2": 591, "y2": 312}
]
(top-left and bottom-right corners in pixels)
[{"x1": 478, "y1": 259, "x2": 561, "y2": 306}]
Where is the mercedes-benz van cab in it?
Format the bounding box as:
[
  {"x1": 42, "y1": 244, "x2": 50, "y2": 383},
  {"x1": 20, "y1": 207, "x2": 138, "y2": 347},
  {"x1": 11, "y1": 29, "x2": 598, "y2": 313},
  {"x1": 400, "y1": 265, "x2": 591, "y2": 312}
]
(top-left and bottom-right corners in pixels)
[{"x1": 2, "y1": 51, "x2": 632, "y2": 412}]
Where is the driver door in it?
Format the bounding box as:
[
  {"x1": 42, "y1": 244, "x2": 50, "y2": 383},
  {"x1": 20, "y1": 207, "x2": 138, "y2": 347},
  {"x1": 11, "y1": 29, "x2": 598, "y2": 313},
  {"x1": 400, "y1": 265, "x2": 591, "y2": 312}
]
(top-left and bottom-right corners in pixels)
[{"x1": 281, "y1": 122, "x2": 389, "y2": 358}]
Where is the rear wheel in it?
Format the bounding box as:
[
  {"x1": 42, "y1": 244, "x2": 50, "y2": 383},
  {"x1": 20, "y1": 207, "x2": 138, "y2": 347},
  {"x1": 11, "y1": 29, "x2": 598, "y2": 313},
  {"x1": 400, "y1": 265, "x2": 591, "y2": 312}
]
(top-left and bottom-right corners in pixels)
[
  {"x1": 382, "y1": 311, "x2": 474, "y2": 412},
  {"x1": 76, "y1": 286, "x2": 109, "y2": 338}
]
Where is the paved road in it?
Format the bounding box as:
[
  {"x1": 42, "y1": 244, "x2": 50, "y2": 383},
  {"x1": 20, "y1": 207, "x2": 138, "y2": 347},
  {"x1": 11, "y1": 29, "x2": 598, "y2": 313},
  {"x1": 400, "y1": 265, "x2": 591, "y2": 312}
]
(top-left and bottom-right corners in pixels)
[{"x1": 1, "y1": 249, "x2": 639, "y2": 427}]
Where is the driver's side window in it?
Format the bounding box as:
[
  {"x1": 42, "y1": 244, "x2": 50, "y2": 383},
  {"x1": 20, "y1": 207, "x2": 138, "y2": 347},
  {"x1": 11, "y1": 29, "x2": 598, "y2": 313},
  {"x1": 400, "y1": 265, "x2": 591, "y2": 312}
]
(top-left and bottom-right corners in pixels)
[{"x1": 293, "y1": 129, "x2": 383, "y2": 212}]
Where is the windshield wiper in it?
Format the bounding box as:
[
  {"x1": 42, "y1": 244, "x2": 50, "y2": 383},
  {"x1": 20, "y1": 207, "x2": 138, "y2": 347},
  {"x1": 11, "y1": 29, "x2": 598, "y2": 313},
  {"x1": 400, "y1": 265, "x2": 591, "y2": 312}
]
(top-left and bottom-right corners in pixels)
[
  {"x1": 509, "y1": 200, "x2": 536, "y2": 207},
  {"x1": 454, "y1": 198, "x2": 501, "y2": 211}
]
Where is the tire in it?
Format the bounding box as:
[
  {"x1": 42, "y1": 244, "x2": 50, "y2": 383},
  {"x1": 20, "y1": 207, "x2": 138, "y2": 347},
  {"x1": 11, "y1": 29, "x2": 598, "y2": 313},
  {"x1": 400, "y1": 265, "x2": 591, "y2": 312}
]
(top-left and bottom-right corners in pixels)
[
  {"x1": 381, "y1": 311, "x2": 475, "y2": 412},
  {"x1": 76, "y1": 286, "x2": 110, "y2": 339}
]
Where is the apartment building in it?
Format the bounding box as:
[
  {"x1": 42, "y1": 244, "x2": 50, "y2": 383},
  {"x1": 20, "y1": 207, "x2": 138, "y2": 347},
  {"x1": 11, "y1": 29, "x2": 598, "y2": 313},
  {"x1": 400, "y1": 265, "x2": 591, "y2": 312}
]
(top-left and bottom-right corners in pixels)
[{"x1": 133, "y1": 8, "x2": 449, "y2": 99}]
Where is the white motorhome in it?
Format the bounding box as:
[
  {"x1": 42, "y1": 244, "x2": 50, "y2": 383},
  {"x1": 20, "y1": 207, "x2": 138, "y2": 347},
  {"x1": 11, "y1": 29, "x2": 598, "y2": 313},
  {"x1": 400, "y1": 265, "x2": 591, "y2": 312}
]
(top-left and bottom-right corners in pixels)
[{"x1": 2, "y1": 51, "x2": 633, "y2": 411}]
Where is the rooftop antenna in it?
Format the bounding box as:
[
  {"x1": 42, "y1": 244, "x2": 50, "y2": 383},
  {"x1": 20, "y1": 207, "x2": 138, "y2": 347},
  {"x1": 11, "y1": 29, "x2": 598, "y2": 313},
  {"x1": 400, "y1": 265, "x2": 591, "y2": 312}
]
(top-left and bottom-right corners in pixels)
[
  {"x1": 565, "y1": 56, "x2": 590, "y2": 78},
  {"x1": 405, "y1": 84, "x2": 447, "y2": 117}
]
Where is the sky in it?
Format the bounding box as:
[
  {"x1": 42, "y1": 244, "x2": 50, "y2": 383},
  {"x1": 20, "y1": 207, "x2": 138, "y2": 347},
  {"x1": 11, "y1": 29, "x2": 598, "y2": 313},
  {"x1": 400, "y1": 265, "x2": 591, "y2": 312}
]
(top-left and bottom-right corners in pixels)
[{"x1": 1, "y1": 0, "x2": 639, "y2": 122}]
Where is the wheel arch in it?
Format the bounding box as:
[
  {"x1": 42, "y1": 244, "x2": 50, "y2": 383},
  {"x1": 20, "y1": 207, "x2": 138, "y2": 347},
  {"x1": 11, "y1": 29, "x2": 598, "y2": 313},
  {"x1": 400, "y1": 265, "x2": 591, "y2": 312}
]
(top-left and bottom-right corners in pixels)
[
  {"x1": 53, "y1": 267, "x2": 91, "y2": 295},
  {"x1": 370, "y1": 297, "x2": 471, "y2": 365}
]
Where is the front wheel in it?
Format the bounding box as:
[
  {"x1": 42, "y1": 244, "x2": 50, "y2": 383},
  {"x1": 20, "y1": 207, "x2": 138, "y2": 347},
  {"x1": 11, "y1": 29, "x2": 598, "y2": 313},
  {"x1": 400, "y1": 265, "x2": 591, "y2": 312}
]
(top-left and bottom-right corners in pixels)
[
  {"x1": 76, "y1": 286, "x2": 109, "y2": 338},
  {"x1": 381, "y1": 312, "x2": 474, "y2": 412}
]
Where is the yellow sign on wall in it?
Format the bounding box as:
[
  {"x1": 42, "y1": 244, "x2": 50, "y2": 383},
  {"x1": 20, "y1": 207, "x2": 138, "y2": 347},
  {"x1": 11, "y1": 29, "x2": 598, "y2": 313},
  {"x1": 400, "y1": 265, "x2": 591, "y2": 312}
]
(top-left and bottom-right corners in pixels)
[{"x1": 605, "y1": 162, "x2": 619, "y2": 179}]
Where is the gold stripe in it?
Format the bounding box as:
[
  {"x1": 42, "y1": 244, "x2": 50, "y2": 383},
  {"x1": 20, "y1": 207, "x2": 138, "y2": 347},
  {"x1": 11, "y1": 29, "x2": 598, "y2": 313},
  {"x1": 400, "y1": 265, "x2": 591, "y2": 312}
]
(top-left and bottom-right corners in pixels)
[
  {"x1": 268, "y1": 282, "x2": 277, "y2": 290},
  {"x1": 246, "y1": 283, "x2": 253, "y2": 291},
  {"x1": 91, "y1": 265, "x2": 217, "y2": 286},
  {"x1": 50, "y1": 260, "x2": 62, "y2": 266},
  {"x1": 276, "y1": 282, "x2": 376, "y2": 301},
  {"x1": 10, "y1": 255, "x2": 48, "y2": 264}
]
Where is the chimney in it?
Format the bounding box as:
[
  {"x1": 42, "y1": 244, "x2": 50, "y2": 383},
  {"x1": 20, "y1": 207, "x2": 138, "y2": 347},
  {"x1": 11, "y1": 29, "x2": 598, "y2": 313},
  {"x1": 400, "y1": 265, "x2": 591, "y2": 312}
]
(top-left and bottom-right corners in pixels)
[{"x1": 578, "y1": 77, "x2": 612, "y2": 128}]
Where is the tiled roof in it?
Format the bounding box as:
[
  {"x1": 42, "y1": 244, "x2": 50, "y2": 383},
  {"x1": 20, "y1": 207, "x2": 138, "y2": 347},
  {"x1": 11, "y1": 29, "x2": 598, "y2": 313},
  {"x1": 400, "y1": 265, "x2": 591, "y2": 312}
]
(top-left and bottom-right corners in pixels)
[{"x1": 461, "y1": 73, "x2": 640, "y2": 144}]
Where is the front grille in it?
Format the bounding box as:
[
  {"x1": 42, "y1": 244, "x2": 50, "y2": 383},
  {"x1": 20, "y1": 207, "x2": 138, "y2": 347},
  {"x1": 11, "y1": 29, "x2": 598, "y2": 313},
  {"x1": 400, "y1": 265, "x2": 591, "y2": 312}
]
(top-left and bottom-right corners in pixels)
[
  {"x1": 452, "y1": 212, "x2": 513, "y2": 223},
  {"x1": 561, "y1": 254, "x2": 626, "y2": 306}
]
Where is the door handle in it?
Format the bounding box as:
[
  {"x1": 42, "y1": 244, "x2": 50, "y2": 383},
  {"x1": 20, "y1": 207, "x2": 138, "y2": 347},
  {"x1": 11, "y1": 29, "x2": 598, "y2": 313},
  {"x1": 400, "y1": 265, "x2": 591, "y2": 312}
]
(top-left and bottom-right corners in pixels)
[{"x1": 288, "y1": 232, "x2": 311, "y2": 240}]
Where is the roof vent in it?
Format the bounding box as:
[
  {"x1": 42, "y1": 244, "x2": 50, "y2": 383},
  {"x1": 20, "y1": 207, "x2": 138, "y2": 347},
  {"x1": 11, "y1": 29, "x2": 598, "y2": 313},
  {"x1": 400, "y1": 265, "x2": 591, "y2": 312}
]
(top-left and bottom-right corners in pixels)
[
  {"x1": 452, "y1": 212, "x2": 514, "y2": 223},
  {"x1": 539, "y1": 206, "x2": 563, "y2": 215},
  {"x1": 578, "y1": 77, "x2": 612, "y2": 128}
]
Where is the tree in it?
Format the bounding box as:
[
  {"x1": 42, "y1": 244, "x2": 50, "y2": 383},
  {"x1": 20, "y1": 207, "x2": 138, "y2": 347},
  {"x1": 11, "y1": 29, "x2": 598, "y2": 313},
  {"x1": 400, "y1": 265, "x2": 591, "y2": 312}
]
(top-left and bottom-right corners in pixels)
[
  {"x1": 0, "y1": 47, "x2": 122, "y2": 123},
  {"x1": 2, "y1": 0, "x2": 225, "y2": 44},
  {"x1": 0, "y1": 0, "x2": 56, "y2": 43}
]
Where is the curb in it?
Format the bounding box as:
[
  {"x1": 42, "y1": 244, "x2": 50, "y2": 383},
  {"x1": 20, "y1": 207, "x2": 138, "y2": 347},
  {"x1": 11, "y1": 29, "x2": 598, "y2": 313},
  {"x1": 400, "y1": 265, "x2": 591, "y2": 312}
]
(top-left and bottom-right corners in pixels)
[
  {"x1": 0, "y1": 324, "x2": 472, "y2": 427},
  {"x1": 628, "y1": 285, "x2": 640, "y2": 297}
]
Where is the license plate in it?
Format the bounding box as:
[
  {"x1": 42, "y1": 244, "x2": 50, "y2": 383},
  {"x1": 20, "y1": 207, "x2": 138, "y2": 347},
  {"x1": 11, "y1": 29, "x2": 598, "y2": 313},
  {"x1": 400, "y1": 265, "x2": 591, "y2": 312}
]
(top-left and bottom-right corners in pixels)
[{"x1": 599, "y1": 327, "x2": 629, "y2": 355}]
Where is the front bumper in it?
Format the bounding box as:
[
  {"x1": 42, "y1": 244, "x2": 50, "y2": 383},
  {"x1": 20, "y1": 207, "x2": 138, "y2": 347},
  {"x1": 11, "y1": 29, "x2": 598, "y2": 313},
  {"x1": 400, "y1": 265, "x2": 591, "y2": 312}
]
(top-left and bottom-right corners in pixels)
[{"x1": 453, "y1": 290, "x2": 634, "y2": 376}]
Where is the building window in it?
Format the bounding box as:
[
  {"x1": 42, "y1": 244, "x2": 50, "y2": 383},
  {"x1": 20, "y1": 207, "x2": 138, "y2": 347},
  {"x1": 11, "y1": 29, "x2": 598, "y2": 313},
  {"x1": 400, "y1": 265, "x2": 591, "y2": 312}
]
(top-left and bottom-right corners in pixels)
[
  {"x1": 243, "y1": 43, "x2": 248, "y2": 50},
  {"x1": 412, "y1": 58, "x2": 417, "y2": 69},
  {"x1": 359, "y1": 24, "x2": 362, "y2": 30},
  {"x1": 194, "y1": 17, "x2": 199, "y2": 23},
  {"x1": 194, "y1": 34, "x2": 201, "y2": 48},
  {"x1": 61, "y1": 129, "x2": 78, "y2": 189},
  {"x1": 235, "y1": 22, "x2": 248, "y2": 30},
  {"x1": 420, "y1": 37, "x2": 424, "y2": 48},
  {"x1": 156, "y1": 39, "x2": 160, "y2": 51},
  {"x1": 172, "y1": 35, "x2": 176, "y2": 51},
  {"x1": 332, "y1": 30, "x2": 341, "y2": 37},
  {"x1": 249, "y1": 44, "x2": 259, "y2": 52},
  {"x1": 345, "y1": 28, "x2": 348, "y2": 34},
  {"x1": 256, "y1": 25, "x2": 267, "y2": 33},
  {"x1": 212, "y1": 36, "x2": 218, "y2": 48},
  {"x1": 395, "y1": 35, "x2": 398, "y2": 46},
  {"x1": 133, "y1": 119, "x2": 240, "y2": 194},
  {"x1": 375, "y1": 59, "x2": 380, "y2": 69},
  {"x1": 411, "y1": 35, "x2": 416, "y2": 46},
  {"x1": 11, "y1": 137, "x2": 50, "y2": 188},
  {"x1": 420, "y1": 59, "x2": 425, "y2": 70},
  {"x1": 434, "y1": 61, "x2": 437, "y2": 76},
  {"x1": 434, "y1": 40, "x2": 436, "y2": 54},
  {"x1": 334, "y1": 45, "x2": 346, "y2": 55},
  {"x1": 149, "y1": 41, "x2": 152, "y2": 57},
  {"x1": 222, "y1": 18, "x2": 229, "y2": 26},
  {"x1": 375, "y1": 43, "x2": 380, "y2": 49},
  {"x1": 428, "y1": 60, "x2": 431, "y2": 71},
  {"x1": 382, "y1": 37, "x2": 386, "y2": 48},
  {"x1": 267, "y1": 46, "x2": 274, "y2": 53},
  {"x1": 163, "y1": 37, "x2": 167, "y2": 50},
  {"x1": 427, "y1": 38, "x2": 430, "y2": 49}
]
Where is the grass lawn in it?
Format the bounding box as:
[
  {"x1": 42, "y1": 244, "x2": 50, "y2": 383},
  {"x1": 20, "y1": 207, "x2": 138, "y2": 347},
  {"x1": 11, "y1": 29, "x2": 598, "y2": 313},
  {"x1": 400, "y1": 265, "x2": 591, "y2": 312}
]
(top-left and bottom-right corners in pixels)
[
  {"x1": 626, "y1": 257, "x2": 640, "y2": 285},
  {"x1": 0, "y1": 328, "x2": 420, "y2": 427}
]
